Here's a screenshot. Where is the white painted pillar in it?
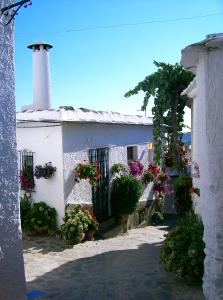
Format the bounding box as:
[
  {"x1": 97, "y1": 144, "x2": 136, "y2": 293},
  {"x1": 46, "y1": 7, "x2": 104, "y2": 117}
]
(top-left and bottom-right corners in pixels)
[
  {"x1": 28, "y1": 41, "x2": 53, "y2": 110},
  {"x1": 0, "y1": 1, "x2": 26, "y2": 299}
]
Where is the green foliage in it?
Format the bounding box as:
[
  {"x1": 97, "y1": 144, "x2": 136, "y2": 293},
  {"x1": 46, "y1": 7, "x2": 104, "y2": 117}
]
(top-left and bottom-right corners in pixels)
[
  {"x1": 151, "y1": 211, "x2": 164, "y2": 224},
  {"x1": 111, "y1": 175, "x2": 142, "y2": 215},
  {"x1": 20, "y1": 194, "x2": 32, "y2": 231},
  {"x1": 160, "y1": 212, "x2": 205, "y2": 283},
  {"x1": 34, "y1": 162, "x2": 56, "y2": 179},
  {"x1": 28, "y1": 202, "x2": 57, "y2": 235},
  {"x1": 60, "y1": 205, "x2": 99, "y2": 245},
  {"x1": 125, "y1": 61, "x2": 194, "y2": 169},
  {"x1": 75, "y1": 162, "x2": 100, "y2": 186},
  {"x1": 111, "y1": 163, "x2": 129, "y2": 175},
  {"x1": 141, "y1": 170, "x2": 154, "y2": 184},
  {"x1": 174, "y1": 175, "x2": 192, "y2": 214},
  {"x1": 20, "y1": 197, "x2": 57, "y2": 235}
]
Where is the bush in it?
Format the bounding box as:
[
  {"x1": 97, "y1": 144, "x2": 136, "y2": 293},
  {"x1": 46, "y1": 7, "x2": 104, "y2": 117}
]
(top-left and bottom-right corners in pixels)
[
  {"x1": 160, "y1": 212, "x2": 205, "y2": 283},
  {"x1": 60, "y1": 205, "x2": 99, "y2": 245},
  {"x1": 20, "y1": 194, "x2": 32, "y2": 231},
  {"x1": 25, "y1": 202, "x2": 56, "y2": 235},
  {"x1": 151, "y1": 211, "x2": 164, "y2": 224},
  {"x1": 174, "y1": 175, "x2": 192, "y2": 214},
  {"x1": 111, "y1": 175, "x2": 142, "y2": 215}
]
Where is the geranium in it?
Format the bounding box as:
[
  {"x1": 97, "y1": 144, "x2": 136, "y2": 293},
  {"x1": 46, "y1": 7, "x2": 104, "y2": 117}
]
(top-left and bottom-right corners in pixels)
[
  {"x1": 129, "y1": 160, "x2": 144, "y2": 177},
  {"x1": 60, "y1": 205, "x2": 99, "y2": 244},
  {"x1": 87, "y1": 211, "x2": 99, "y2": 232},
  {"x1": 19, "y1": 170, "x2": 34, "y2": 191},
  {"x1": 147, "y1": 163, "x2": 159, "y2": 177},
  {"x1": 75, "y1": 161, "x2": 100, "y2": 186}
]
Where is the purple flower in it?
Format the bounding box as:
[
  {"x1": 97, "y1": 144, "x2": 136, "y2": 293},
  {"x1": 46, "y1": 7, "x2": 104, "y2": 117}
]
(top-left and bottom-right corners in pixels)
[{"x1": 129, "y1": 160, "x2": 144, "y2": 177}]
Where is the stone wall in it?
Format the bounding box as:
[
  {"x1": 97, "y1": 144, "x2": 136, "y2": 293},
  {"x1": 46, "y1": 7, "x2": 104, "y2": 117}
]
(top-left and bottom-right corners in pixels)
[{"x1": 0, "y1": 1, "x2": 26, "y2": 298}]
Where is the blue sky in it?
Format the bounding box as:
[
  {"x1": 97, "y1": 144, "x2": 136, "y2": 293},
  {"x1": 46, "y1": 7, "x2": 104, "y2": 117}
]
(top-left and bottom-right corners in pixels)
[{"x1": 15, "y1": 0, "x2": 223, "y2": 126}]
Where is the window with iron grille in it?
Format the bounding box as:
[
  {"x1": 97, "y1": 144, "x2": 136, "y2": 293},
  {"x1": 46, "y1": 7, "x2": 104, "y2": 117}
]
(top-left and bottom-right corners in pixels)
[{"x1": 18, "y1": 151, "x2": 35, "y2": 192}]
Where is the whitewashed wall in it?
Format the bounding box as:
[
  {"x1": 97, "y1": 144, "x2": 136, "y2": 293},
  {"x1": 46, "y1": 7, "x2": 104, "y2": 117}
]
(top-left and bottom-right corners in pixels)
[
  {"x1": 62, "y1": 123, "x2": 153, "y2": 206},
  {"x1": 17, "y1": 123, "x2": 64, "y2": 225},
  {"x1": 0, "y1": 1, "x2": 26, "y2": 298},
  {"x1": 182, "y1": 36, "x2": 223, "y2": 300}
]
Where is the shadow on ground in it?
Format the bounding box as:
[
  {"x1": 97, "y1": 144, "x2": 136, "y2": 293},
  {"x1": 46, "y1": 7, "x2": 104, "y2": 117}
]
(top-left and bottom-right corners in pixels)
[{"x1": 25, "y1": 240, "x2": 204, "y2": 300}]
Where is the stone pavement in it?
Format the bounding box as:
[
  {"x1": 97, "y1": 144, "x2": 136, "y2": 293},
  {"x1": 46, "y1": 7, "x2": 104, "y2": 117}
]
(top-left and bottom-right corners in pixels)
[{"x1": 23, "y1": 226, "x2": 204, "y2": 300}]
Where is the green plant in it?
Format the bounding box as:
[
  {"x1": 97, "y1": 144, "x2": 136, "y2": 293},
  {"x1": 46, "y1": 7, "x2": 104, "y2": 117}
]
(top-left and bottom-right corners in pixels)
[
  {"x1": 111, "y1": 163, "x2": 129, "y2": 175},
  {"x1": 34, "y1": 162, "x2": 56, "y2": 179},
  {"x1": 28, "y1": 202, "x2": 57, "y2": 235},
  {"x1": 160, "y1": 212, "x2": 205, "y2": 283},
  {"x1": 125, "y1": 61, "x2": 194, "y2": 170},
  {"x1": 75, "y1": 161, "x2": 100, "y2": 186},
  {"x1": 174, "y1": 175, "x2": 192, "y2": 214},
  {"x1": 60, "y1": 205, "x2": 99, "y2": 245},
  {"x1": 19, "y1": 166, "x2": 34, "y2": 190},
  {"x1": 142, "y1": 170, "x2": 154, "y2": 184},
  {"x1": 87, "y1": 210, "x2": 99, "y2": 232},
  {"x1": 151, "y1": 211, "x2": 164, "y2": 224},
  {"x1": 111, "y1": 175, "x2": 142, "y2": 215},
  {"x1": 20, "y1": 193, "x2": 32, "y2": 231}
]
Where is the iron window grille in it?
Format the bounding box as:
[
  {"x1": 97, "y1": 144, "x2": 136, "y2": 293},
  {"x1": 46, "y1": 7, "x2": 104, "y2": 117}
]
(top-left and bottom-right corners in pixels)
[{"x1": 18, "y1": 150, "x2": 35, "y2": 192}]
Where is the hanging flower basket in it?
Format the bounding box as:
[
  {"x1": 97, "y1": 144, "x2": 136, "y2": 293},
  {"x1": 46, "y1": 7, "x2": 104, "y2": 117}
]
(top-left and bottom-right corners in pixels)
[
  {"x1": 141, "y1": 170, "x2": 154, "y2": 185},
  {"x1": 74, "y1": 161, "x2": 100, "y2": 186},
  {"x1": 34, "y1": 162, "x2": 56, "y2": 179}
]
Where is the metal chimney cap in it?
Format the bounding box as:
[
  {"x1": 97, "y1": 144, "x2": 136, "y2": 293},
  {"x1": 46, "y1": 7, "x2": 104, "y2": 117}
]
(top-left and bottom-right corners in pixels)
[{"x1": 27, "y1": 41, "x2": 53, "y2": 50}]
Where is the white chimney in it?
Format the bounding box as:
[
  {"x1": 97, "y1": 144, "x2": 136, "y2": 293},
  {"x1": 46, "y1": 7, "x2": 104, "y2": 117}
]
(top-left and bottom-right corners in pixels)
[{"x1": 27, "y1": 41, "x2": 53, "y2": 110}]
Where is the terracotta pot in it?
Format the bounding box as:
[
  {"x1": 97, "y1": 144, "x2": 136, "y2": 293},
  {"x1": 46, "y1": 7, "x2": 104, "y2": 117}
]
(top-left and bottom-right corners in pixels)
[{"x1": 86, "y1": 230, "x2": 95, "y2": 241}]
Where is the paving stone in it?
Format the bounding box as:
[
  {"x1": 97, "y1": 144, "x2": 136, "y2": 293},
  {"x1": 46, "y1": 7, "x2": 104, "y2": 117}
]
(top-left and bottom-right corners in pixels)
[{"x1": 24, "y1": 226, "x2": 204, "y2": 300}]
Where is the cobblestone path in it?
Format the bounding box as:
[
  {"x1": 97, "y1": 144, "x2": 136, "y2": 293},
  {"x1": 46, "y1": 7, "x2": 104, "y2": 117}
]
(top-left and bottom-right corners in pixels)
[{"x1": 23, "y1": 226, "x2": 204, "y2": 300}]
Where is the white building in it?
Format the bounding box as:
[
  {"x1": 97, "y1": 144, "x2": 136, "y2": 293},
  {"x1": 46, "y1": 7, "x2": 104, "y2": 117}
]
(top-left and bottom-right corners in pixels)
[
  {"x1": 181, "y1": 33, "x2": 223, "y2": 300},
  {"x1": 17, "y1": 42, "x2": 154, "y2": 225}
]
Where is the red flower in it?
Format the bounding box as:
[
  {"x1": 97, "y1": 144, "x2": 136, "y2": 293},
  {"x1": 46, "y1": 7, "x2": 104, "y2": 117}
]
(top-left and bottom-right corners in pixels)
[{"x1": 88, "y1": 210, "x2": 93, "y2": 217}]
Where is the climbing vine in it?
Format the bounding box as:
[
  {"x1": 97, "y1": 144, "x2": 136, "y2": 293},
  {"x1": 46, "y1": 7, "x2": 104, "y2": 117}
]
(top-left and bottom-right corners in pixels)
[{"x1": 125, "y1": 61, "x2": 194, "y2": 170}]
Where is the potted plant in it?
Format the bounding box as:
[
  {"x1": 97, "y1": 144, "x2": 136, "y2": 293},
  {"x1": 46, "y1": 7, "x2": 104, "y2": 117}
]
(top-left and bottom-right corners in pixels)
[
  {"x1": 147, "y1": 163, "x2": 159, "y2": 177},
  {"x1": 19, "y1": 167, "x2": 34, "y2": 191},
  {"x1": 34, "y1": 162, "x2": 56, "y2": 179},
  {"x1": 111, "y1": 175, "x2": 142, "y2": 232},
  {"x1": 128, "y1": 160, "x2": 144, "y2": 177},
  {"x1": 111, "y1": 163, "x2": 129, "y2": 176},
  {"x1": 75, "y1": 161, "x2": 100, "y2": 186},
  {"x1": 60, "y1": 205, "x2": 100, "y2": 244},
  {"x1": 86, "y1": 210, "x2": 99, "y2": 240},
  {"x1": 141, "y1": 170, "x2": 154, "y2": 185}
]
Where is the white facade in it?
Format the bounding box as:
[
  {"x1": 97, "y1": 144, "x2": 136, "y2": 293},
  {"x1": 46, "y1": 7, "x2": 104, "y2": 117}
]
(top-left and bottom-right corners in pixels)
[
  {"x1": 181, "y1": 33, "x2": 223, "y2": 300},
  {"x1": 0, "y1": 1, "x2": 26, "y2": 299},
  {"x1": 17, "y1": 108, "x2": 154, "y2": 225}
]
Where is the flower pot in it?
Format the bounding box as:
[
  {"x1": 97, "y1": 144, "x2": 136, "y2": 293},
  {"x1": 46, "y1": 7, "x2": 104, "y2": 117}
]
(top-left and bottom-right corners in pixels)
[{"x1": 86, "y1": 230, "x2": 95, "y2": 241}]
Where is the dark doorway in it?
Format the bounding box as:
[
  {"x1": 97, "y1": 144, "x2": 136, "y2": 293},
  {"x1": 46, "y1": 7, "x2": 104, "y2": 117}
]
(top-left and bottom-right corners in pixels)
[{"x1": 89, "y1": 148, "x2": 109, "y2": 222}]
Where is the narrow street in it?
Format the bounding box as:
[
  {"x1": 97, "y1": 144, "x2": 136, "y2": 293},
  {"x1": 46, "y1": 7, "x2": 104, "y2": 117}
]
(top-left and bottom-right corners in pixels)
[{"x1": 23, "y1": 226, "x2": 203, "y2": 300}]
